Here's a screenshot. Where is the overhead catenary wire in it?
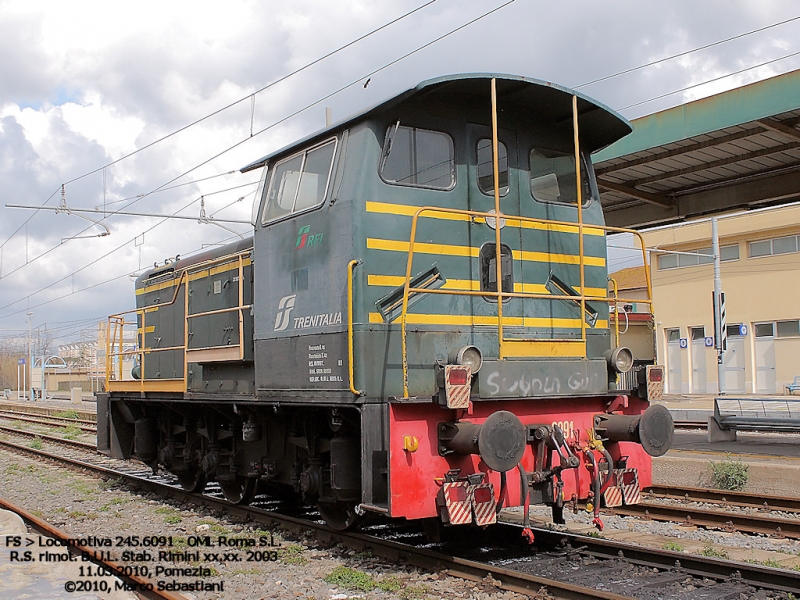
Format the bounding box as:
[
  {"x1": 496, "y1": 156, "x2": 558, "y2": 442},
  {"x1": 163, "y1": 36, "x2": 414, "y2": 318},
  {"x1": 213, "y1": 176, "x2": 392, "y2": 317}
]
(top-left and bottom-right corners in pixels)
[
  {"x1": 0, "y1": 0, "x2": 516, "y2": 318},
  {"x1": 619, "y1": 48, "x2": 800, "y2": 112},
  {"x1": 574, "y1": 14, "x2": 800, "y2": 90},
  {"x1": 0, "y1": 1, "x2": 438, "y2": 253},
  {"x1": 0, "y1": 0, "x2": 508, "y2": 285}
]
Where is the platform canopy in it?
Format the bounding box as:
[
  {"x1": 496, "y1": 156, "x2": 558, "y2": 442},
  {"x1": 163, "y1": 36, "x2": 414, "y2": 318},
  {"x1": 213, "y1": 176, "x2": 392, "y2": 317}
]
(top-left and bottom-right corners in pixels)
[{"x1": 594, "y1": 69, "x2": 800, "y2": 229}]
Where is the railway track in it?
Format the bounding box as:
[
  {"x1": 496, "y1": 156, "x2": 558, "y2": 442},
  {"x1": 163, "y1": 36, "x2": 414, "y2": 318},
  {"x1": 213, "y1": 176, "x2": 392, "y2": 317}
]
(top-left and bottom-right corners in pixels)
[
  {"x1": 0, "y1": 497, "x2": 183, "y2": 600},
  {"x1": 0, "y1": 436, "x2": 798, "y2": 598},
  {"x1": 0, "y1": 409, "x2": 97, "y2": 432},
  {"x1": 0, "y1": 424, "x2": 97, "y2": 451},
  {"x1": 602, "y1": 484, "x2": 800, "y2": 540}
]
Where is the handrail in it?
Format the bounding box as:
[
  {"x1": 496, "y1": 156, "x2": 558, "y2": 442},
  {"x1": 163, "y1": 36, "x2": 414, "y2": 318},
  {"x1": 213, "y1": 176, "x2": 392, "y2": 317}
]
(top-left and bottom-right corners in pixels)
[
  {"x1": 398, "y1": 205, "x2": 653, "y2": 397},
  {"x1": 347, "y1": 259, "x2": 363, "y2": 396},
  {"x1": 609, "y1": 276, "x2": 620, "y2": 348},
  {"x1": 105, "y1": 249, "x2": 251, "y2": 392}
]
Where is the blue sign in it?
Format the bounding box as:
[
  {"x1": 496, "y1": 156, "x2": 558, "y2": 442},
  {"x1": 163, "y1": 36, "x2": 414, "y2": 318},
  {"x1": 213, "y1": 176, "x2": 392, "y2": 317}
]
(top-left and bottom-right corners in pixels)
[
  {"x1": 18, "y1": 358, "x2": 25, "y2": 365},
  {"x1": 739, "y1": 324, "x2": 748, "y2": 336},
  {"x1": 704, "y1": 336, "x2": 714, "y2": 347},
  {"x1": 679, "y1": 338, "x2": 688, "y2": 349}
]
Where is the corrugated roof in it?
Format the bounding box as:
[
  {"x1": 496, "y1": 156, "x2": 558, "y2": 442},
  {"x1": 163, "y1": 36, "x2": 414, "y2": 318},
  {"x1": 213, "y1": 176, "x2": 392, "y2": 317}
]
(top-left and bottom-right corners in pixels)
[{"x1": 594, "y1": 69, "x2": 800, "y2": 230}]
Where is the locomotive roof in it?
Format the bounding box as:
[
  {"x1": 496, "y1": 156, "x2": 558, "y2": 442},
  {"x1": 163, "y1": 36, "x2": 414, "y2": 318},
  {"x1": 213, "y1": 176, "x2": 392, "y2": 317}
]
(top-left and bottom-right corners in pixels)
[{"x1": 240, "y1": 73, "x2": 632, "y2": 173}]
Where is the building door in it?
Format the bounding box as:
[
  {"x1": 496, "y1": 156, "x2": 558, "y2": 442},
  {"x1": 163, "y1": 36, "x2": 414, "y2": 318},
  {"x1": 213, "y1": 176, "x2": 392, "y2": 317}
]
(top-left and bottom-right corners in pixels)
[
  {"x1": 723, "y1": 324, "x2": 746, "y2": 393},
  {"x1": 665, "y1": 328, "x2": 682, "y2": 394},
  {"x1": 691, "y1": 326, "x2": 707, "y2": 394},
  {"x1": 754, "y1": 322, "x2": 776, "y2": 394}
]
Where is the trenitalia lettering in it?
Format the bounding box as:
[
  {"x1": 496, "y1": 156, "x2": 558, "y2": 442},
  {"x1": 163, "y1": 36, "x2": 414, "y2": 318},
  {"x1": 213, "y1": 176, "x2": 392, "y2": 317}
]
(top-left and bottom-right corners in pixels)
[{"x1": 293, "y1": 312, "x2": 342, "y2": 329}]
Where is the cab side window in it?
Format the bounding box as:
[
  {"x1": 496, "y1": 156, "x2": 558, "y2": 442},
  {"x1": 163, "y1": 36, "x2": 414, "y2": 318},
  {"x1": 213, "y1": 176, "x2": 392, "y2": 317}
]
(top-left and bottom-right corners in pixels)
[
  {"x1": 379, "y1": 125, "x2": 454, "y2": 190},
  {"x1": 261, "y1": 138, "x2": 337, "y2": 224}
]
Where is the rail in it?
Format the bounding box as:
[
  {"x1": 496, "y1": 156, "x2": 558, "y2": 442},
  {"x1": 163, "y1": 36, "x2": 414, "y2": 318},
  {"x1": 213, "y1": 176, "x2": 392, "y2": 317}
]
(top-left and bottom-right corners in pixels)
[{"x1": 105, "y1": 250, "x2": 252, "y2": 393}]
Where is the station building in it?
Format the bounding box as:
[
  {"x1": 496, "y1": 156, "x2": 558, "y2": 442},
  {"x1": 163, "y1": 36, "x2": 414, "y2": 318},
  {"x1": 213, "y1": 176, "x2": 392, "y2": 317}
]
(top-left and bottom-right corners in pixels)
[{"x1": 641, "y1": 205, "x2": 800, "y2": 395}]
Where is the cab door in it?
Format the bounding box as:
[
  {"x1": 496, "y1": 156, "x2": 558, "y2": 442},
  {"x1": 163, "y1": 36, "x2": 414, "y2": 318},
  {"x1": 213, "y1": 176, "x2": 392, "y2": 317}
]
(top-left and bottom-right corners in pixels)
[{"x1": 465, "y1": 124, "x2": 525, "y2": 340}]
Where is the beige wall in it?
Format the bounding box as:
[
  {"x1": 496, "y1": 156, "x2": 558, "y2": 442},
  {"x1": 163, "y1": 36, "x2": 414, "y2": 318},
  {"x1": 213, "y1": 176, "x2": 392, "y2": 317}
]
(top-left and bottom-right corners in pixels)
[{"x1": 642, "y1": 204, "x2": 800, "y2": 394}]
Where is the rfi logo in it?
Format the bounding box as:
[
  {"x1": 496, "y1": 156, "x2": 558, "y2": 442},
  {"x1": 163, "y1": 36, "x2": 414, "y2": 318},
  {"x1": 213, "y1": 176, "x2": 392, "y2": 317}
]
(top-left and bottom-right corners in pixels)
[
  {"x1": 295, "y1": 225, "x2": 323, "y2": 250},
  {"x1": 274, "y1": 295, "x2": 296, "y2": 331}
]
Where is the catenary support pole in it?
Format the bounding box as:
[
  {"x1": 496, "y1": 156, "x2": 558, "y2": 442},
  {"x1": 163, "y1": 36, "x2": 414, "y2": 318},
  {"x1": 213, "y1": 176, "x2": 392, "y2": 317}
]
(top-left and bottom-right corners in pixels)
[{"x1": 712, "y1": 218, "x2": 725, "y2": 394}]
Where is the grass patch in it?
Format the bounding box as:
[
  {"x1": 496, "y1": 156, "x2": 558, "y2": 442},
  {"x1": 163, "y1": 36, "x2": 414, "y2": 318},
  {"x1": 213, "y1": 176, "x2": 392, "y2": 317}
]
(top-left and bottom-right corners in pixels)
[
  {"x1": 154, "y1": 506, "x2": 182, "y2": 525},
  {"x1": 399, "y1": 584, "x2": 431, "y2": 599},
  {"x1": 324, "y1": 566, "x2": 375, "y2": 592},
  {"x1": 55, "y1": 410, "x2": 80, "y2": 420},
  {"x1": 376, "y1": 575, "x2": 403, "y2": 593},
  {"x1": 700, "y1": 544, "x2": 730, "y2": 559},
  {"x1": 69, "y1": 479, "x2": 97, "y2": 497},
  {"x1": 709, "y1": 455, "x2": 749, "y2": 491},
  {"x1": 61, "y1": 425, "x2": 82, "y2": 440},
  {"x1": 278, "y1": 544, "x2": 308, "y2": 566},
  {"x1": 99, "y1": 498, "x2": 132, "y2": 512},
  {"x1": 29, "y1": 436, "x2": 43, "y2": 450},
  {"x1": 760, "y1": 558, "x2": 783, "y2": 568},
  {"x1": 195, "y1": 519, "x2": 231, "y2": 535},
  {"x1": 663, "y1": 541, "x2": 684, "y2": 552},
  {"x1": 586, "y1": 530, "x2": 602, "y2": 538},
  {"x1": 231, "y1": 567, "x2": 262, "y2": 576}
]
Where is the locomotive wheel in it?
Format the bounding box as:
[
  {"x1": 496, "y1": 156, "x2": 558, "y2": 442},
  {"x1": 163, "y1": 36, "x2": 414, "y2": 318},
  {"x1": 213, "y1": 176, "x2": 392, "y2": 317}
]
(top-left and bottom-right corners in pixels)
[
  {"x1": 219, "y1": 477, "x2": 257, "y2": 505},
  {"x1": 317, "y1": 499, "x2": 360, "y2": 531},
  {"x1": 177, "y1": 468, "x2": 207, "y2": 493}
]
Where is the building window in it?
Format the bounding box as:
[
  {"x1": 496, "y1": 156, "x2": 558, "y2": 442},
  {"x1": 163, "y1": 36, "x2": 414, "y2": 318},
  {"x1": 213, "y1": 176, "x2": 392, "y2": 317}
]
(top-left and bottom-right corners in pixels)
[
  {"x1": 754, "y1": 322, "x2": 774, "y2": 337},
  {"x1": 657, "y1": 244, "x2": 739, "y2": 270},
  {"x1": 691, "y1": 326, "x2": 705, "y2": 341},
  {"x1": 748, "y1": 234, "x2": 800, "y2": 258},
  {"x1": 666, "y1": 328, "x2": 680, "y2": 342},
  {"x1": 261, "y1": 138, "x2": 337, "y2": 224},
  {"x1": 476, "y1": 139, "x2": 509, "y2": 195},
  {"x1": 776, "y1": 320, "x2": 800, "y2": 338},
  {"x1": 726, "y1": 324, "x2": 744, "y2": 338},
  {"x1": 379, "y1": 125, "x2": 455, "y2": 190}
]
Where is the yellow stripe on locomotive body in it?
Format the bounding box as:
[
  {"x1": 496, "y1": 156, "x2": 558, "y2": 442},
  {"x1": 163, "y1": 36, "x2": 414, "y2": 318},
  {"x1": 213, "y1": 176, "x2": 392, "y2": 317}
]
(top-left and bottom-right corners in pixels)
[
  {"x1": 365, "y1": 201, "x2": 606, "y2": 237},
  {"x1": 367, "y1": 311, "x2": 609, "y2": 329},
  {"x1": 365, "y1": 238, "x2": 606, "y2": 267},
  {"x1": 135, "y1": 257, "x2": 252, "y2": 295}
]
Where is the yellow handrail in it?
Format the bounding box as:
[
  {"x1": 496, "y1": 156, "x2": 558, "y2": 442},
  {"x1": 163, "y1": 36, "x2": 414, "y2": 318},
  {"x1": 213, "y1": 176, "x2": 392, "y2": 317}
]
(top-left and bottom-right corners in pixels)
[
  {"x1": 397, "y1": 205, "x2": 653, "y2": 397},
  {"x1": 609, "y1": 276, "x2": 620, "y2": 348},
  {"x1": 347, "y1": 259, "x2": 363, "y2": 396},
  {"x1": 105, "y1": 249, "x2": 251, "y2": 393}
]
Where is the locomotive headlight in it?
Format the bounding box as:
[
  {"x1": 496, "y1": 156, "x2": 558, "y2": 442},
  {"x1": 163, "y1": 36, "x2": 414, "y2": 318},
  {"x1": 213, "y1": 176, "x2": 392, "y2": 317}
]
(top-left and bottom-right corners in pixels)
[
  {"x1": 449, "y1": 345, "x2": 483, "y2": 373},
  {"x1": 605, "y1": 346, "x2": 633, "y2": 374}
]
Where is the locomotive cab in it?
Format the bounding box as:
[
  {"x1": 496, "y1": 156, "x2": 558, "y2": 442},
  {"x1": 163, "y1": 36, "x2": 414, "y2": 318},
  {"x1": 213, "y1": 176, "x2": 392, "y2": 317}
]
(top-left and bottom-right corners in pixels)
[{"x1": 98, "y1": 74, "x2": 672, "y2": 531}]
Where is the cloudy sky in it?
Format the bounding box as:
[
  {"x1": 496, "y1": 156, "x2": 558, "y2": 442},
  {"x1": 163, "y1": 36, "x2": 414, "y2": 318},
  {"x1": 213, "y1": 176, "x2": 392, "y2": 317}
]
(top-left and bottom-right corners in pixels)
[{"x1": 1, "y1": 0, "x2": 799, "y2": 346}]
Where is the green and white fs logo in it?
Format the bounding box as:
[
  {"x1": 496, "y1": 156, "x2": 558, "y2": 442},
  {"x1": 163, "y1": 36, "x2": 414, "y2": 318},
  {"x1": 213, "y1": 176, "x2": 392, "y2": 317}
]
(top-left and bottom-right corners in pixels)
[{"x1": 295, "y1": 225, "x2": 323, "y2": 250}]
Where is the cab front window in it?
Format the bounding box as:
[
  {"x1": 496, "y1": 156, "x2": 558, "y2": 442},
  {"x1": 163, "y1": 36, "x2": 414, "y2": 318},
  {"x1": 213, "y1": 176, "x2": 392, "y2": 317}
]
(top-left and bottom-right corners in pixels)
[
  {"x1": 529, "y1": 148, "x2": 593, "y2": 205},
  {"x1": 261, "y1": 138, "x2": 337, "y2": 224}
]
